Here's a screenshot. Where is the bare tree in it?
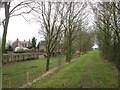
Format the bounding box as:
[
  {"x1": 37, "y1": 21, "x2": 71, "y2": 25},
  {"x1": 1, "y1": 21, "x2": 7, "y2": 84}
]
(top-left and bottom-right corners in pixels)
[
  {"x1": 0, "y1": 1, "x2": 34, "y2": 88},
  {"x1": 92, "y1": 2, "x2": 120, "y2": 70},
  {"x1": 1, "y1": 0, "x2": 34, "y2": 52},
  {"x1": 74, "y1": 28, "x2": 94, "y2": 56},
  {"x1": 63, "y1": 2, "x2": 86, "y2": 62},
  {"x1": 33, "y1": 2, "x2": 66, "y2": 71}
]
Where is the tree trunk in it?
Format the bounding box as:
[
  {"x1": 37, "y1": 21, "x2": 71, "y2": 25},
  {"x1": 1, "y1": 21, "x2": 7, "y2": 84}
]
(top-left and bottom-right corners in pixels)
[
  {"x1": 2, "y1": 21, "x2": 9, "y2": 52},
  {"x1": 118, "y1": 2, "x2": 120, "y2": 33},
  {"x1": 68, "y1": 44, "x2": 72, "y2": 62},
  {"x1": 79, "y1": 48, "x2": 81, "y2": 57},
  {"x1": 2, "y1": 2, "x2": 10, "y2": 52},
  {"x1": 66, "y1": 51, "x2": 70, "y2": 62},
  {"x1": 0, "y1": 39, "x2": 2, "y2": 89},
  {"x1": 66, "y1": 40, "x2": 72, "y2": 62},
  {"x1": 46, "y1": 54, "x2": 50, "y2": 71}
]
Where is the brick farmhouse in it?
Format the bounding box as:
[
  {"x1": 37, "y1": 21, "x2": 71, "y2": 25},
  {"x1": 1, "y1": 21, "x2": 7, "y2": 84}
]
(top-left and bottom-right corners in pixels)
[{"x1": 12, "y1": 39, "x2": 31, "y2": 51}]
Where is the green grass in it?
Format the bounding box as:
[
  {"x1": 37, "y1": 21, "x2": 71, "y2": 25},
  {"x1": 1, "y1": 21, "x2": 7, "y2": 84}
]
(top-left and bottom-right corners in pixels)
[
  {"x1": 27, "y1": 50, "x2": 118, "y2": 88},
  {"x1": 2, "y1": 56, "x2": 65, "y2": 88}
]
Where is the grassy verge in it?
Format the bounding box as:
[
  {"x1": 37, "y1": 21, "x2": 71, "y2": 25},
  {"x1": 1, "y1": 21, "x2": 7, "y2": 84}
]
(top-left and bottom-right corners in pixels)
[
  {"x1": 27, "y1": 50, "x2": 118, "y2": 88},
  {"x1": 2, "y1": 55, "x2": 65, "y2": 88}
]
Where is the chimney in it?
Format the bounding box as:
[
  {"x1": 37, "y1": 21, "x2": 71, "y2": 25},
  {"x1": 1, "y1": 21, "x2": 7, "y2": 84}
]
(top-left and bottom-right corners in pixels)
[{"x1": 17, "y1": 38, "x2": 19, "y2": 41}]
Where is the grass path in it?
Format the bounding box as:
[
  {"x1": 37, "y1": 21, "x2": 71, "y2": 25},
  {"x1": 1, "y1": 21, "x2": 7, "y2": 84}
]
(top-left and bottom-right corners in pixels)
[{"x1": 28, "y1": 50, "x2": 118, "y2": 88}]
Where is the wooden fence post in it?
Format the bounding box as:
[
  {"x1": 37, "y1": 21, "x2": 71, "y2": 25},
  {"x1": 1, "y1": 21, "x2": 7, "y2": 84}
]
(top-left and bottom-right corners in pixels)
[
  {"x1": 18, "y1": 55, "x2": 19, "y2": 62},
  {"x1": 58, "y1": 55, "x2": 61, "y2": 66},
  {"x1": 9, "y1": 77, "x2": 11, "y2": 88},
  {"x1": 11, "y1": 54, "x2": 13, "y2": 62},
  {"x1": 23, "y1": 54, "x2": 24, "y2": 61},
  {"x1": 27, "y1": 72, "x2": 29, "y2": 83}
]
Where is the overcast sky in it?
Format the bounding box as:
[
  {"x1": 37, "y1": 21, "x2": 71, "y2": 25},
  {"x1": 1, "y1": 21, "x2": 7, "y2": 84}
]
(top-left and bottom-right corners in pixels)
[{"x1": 0, "y1": 6, "x2": 44, "y2": 44}]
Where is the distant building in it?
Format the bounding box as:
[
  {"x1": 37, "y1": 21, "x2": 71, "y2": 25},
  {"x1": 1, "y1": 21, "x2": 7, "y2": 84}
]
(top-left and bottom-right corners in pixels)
[
  {"x1": 92, "y1": 44, "x2": 99, "y2": 50},
  {"x1": 39, "y1": 41, "x2": 46, "y2": 52},
  {"x1": 12, "y1": 39, "x2": 31, "y2": 51},
  {"x1": 38, "y1": 41, "x2": 62, "y2": 53}
]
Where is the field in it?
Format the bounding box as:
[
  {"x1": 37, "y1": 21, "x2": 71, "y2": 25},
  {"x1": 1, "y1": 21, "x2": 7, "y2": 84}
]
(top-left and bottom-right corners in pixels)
[
  {"x1": 3, "y1": 55, "x2": 65, "y2": 88},
  {"x1": 27, "y1": 50, "x2": 118, "y2": 88}
]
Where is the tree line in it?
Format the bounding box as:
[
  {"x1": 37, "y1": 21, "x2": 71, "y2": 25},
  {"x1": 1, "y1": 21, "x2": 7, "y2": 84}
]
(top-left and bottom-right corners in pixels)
[{"x1": 92, "y1": 2, "x2": 120, "y2": 70}]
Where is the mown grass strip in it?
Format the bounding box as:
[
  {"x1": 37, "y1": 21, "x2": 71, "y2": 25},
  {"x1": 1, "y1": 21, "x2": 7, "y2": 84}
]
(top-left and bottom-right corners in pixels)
[{"x1": 27, "y1": 50, "x2": 118, "y2": 88}]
